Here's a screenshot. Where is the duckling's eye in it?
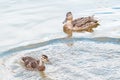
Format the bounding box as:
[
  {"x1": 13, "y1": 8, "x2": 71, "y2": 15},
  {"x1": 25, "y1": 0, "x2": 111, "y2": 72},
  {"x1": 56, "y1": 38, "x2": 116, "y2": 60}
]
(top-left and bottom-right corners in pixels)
[
  {"x1": 43, "y1": 57, "x2": 47, "y2": 59},
  {"x1": 42, "y1": 55, "x2": 48, "y2": 59},
  {"x1": 42, "y1": 56, "x2": 46, "y2": 59}
]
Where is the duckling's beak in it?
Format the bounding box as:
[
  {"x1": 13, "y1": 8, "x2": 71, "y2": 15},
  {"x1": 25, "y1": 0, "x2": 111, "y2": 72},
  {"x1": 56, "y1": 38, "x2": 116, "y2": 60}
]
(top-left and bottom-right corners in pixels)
[
  {"x1": 45, "y1": 59, "x2": 53, "y2": 64},
  {"x1": 46, "y1": 59, "x2": 49, "y2": 63},
  {"x1": 42, "y1": 58, "x2": 49, "y2": 63}
]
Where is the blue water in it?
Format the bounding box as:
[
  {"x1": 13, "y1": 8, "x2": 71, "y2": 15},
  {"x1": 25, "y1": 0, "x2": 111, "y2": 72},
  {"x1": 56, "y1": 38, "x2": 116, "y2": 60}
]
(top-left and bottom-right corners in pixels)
[{"x1": 0, "y1": 0, "x2": 120, "y2": 80}]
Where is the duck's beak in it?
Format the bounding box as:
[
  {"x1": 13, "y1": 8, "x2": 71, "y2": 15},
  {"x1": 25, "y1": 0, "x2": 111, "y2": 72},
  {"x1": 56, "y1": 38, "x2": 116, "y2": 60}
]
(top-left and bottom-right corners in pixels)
[
  {"x1": 63, "y1": 18, "x2": 67, "y2": 24},
  {"x1": 46, "y1": 59, "x2": 49, "y2": 62},
  {"x1": 46, "y1": 59, "x2": 53, "y2": 64},
  {"x1": 43, "y1": 58, "x2": 49, "y2": 63}
]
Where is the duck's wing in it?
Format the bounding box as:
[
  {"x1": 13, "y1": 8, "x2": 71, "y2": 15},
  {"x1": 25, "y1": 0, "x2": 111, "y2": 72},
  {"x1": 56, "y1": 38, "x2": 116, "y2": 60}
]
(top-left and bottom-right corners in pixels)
[
  {"x1": 72, "y1": 17, "x2": 84, "y2": 26},
  {"x1": 72, "y1": 16, "x2": 98, "y2": 27},
  {"x1": 22, "y1": 57, "x2": 39, "y2": 69},
  {"x1": 37, "y1": 60, "x2": 40, "y2": 64},
  {"x1": 22, "y1": 56, "x2": 36, "y2": 62},
  {"x1": 30, "y1": 61, "x2": 38, "y2": 68}
]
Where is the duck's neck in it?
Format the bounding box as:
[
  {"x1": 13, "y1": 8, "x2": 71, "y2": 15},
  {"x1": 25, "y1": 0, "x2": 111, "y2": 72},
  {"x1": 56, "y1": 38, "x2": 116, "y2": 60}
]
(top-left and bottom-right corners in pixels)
[
  {"x1": 39, "y1": 59, "x2": 44, "y2": 66},
  {"x1": 66, "y1": 19, "x2": 73, "y2": 23}
]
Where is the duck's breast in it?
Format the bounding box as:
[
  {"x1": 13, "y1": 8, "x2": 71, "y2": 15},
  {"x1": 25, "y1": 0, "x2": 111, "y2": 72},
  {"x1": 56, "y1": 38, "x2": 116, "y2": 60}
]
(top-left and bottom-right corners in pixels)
[{"x1": 38, "y1": 66, "x2": 45, "y2": 71}]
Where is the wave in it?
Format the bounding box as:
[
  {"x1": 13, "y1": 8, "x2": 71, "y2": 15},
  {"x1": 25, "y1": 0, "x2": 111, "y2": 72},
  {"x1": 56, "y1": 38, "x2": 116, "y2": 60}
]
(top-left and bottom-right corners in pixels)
[{"x1": 1, "y1": 37, "x2": 120, "y2": 57}]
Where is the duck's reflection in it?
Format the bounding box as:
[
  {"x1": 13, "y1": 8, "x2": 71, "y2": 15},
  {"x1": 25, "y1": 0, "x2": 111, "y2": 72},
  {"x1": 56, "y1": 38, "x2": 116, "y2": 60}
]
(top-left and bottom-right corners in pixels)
[
  {"x1": 62, "y1": 37, "x2": 74, "y2": 47},
  {"x1": 66, "y1": 42, "x2": 73, "y2": 47},
  {"x1": 39, "y1": 71, "x2": 47, "y2": 78},
  {"x1": 39, "y1": 71, "x2": 53, "y2": 80}
]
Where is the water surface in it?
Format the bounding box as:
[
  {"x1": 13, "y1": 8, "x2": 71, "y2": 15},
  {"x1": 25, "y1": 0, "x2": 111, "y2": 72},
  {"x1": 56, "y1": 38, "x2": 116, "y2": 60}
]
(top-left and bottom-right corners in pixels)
[{"x1": 0, "y1": 0, "x2": 120, "y2": 80}]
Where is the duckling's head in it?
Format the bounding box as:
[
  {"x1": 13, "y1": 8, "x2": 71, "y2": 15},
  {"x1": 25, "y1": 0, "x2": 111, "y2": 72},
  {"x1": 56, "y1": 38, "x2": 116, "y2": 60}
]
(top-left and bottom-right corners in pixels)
[
  {"x1": 41, "y1": 55, "x2": 49, "y2": 63},
  {"x1": 63, "y1": 12, "x2": 73, "y2": 24}
]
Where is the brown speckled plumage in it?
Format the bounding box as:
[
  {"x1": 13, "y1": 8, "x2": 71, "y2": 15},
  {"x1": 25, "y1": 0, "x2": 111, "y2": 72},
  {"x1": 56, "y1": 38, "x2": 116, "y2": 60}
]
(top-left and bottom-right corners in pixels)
[
  {"x1": 21, "y1": 55, "x2": 49, "y2": 71},
  {"x1": 63, "y1": 12, "x2": 99, "y2": 37},
  {"x1": 72, "y1": 16, "x2": 98, "y2": 27},
  {"x1": 22, "y1": 56, "x2": 39, "y2": 69}
]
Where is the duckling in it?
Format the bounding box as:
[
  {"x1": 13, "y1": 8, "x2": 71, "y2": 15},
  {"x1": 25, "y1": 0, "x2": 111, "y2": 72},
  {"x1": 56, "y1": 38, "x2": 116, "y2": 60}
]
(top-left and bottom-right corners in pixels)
[
  {"x1": 21, "y1": 54, "x2": 49, "y2": 71},
  {"x1": 63, "y1": 12, "x2": 99, "y2": 37}
]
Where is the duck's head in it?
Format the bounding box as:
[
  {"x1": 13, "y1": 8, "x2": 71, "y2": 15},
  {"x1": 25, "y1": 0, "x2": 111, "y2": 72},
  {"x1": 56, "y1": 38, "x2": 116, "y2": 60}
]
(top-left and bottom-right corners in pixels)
[
  {"x1": 66, "y1": 12, "x2": 73, "y2": 21},
  {"x1": 41, "y1": 55, "x2": 49, "y2": 63},
  {"x1": 63, "y1": 12, "x2": 73, "y2": 24}
]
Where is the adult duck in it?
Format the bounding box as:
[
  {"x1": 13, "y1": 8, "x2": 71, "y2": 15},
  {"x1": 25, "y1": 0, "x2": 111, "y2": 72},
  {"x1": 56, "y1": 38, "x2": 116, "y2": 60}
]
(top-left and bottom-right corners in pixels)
[{"x1": 63, "y1": 12, "x2": 99, "y2": 37}]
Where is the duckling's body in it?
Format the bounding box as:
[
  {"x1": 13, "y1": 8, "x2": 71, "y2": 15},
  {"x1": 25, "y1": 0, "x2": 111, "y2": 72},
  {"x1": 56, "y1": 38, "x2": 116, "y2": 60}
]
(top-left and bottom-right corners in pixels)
[
  {"x1": 63, "y1": 12, "x2": 99, "y2": 37},
  {"x1": 22, "y1": 56, "x2": 39, "y2": 70},
  {"x1": 21, "y1": 55, "x2": 49, "y2": 71}
]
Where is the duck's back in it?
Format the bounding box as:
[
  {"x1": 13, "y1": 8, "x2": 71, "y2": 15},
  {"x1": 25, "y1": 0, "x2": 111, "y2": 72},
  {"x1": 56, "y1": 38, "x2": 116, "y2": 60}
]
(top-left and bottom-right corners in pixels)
[
  {"x1": 72, "y1": 16, "x2": 98, "y2": 27},
  {"x1": 22, "y1": 56, "x2": 39, "y2": 69},
  {"x1": 22, "y1": 56, "x2": 36, "y2": 62}
]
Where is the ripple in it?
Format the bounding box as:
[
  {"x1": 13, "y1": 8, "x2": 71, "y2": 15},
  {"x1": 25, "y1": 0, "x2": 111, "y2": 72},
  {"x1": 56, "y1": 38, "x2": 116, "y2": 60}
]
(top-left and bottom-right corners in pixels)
[
  {"x1": 95, "y1": 12, "x2": 113, "y2": 14},
  {"x1": 0, "y1": 37, "x2": 120, "y2": 80},
  {"x1": 1, "y1": 37, "x2": 120, "y2": 57},
  {"x1": 112, "y1": 7, "x2": 120, "y2": 10}
]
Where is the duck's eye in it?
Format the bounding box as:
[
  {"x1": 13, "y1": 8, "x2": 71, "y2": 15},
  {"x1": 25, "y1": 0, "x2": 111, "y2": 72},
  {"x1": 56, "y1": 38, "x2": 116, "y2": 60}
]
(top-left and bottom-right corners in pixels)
[
  {"x1": 42, "y1": 55, "x2": 48, "y2": 59},
  {"x1": 68, "y1": 14, "x2": 72, "y2": 16},
  {"x1": 42, "y1": 57, "x2": 45, "y2": 59},
  {"x1": 44, "y1": 57, "x2": 48, "y2": 60},
  {"x1": 41, "y1": 56, "x2": 46, "y2": 60}
]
